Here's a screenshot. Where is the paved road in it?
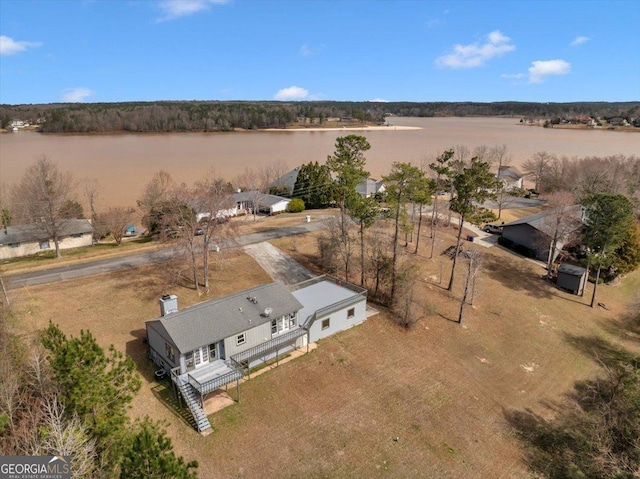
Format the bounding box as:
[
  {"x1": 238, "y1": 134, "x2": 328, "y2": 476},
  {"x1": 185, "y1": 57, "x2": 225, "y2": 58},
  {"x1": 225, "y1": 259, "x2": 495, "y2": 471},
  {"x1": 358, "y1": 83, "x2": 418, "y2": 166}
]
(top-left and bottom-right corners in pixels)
[{"x1": 5, "y1": 220, "x2": 328, "y2": 290}]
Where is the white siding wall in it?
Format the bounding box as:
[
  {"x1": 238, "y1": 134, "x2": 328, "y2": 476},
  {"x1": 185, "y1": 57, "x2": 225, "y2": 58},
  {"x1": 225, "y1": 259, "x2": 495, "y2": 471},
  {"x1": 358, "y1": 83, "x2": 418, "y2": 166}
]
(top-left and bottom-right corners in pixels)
[
  {"x1": 0, "y1": 233, "x2": 92, "y2": 260},
  {"x1": 270, "y1": 200, "x2": 290, "y2": 214},
  {"x1": 308, "y1": 298, "x2": 367, "y2": 343},
  {"x1": 223, "y1": 322, "x2": 273, "y2": 358}
]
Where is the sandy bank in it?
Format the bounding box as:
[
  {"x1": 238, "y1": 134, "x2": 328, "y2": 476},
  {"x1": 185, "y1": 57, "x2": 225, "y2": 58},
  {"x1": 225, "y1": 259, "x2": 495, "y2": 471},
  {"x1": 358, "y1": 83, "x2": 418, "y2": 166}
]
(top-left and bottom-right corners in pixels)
[{"x1": 262, "y1": 125, "x2": 422, "y2": 132}]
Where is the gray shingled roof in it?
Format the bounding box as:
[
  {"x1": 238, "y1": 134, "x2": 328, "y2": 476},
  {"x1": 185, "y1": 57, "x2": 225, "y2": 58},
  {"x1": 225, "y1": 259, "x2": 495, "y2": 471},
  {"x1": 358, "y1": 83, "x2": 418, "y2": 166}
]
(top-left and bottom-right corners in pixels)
[
  {"x1": 497, "y1": 166, "x2": 523, "y2": 181},
  {"x1": 233, "y1": 191, "x2": 290, "y2": 208},
  {"x1": 269, "y1": 166, "x2": 301, "y2": 195},
  {"x1": 146, "y1": 282, "x2": 303, "y2": 353},
  {"x1": 0, "y1": 219, "x2": 93, "y2": 246},
  {"x1": 501, "y1": 205, "x2": 583, "y2": 237},
  {"x1": 356, "y1": 178, "x2": 385, "y2": 197}
]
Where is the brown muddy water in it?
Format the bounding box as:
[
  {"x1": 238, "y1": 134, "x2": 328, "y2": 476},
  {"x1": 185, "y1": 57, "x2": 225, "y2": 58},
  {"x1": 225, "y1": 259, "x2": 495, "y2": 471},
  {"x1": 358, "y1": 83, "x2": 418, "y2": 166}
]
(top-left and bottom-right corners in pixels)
[{"x1": 1, "y1": 117, "x2": 638, "y2": 208}]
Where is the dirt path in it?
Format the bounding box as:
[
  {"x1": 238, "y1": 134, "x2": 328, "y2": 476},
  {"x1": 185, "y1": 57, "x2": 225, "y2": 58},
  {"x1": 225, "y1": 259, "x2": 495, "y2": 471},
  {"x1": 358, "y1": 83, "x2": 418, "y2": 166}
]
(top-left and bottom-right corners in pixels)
[{"x1": 243, "y1": 241, "x2": 315, "y2": 285}]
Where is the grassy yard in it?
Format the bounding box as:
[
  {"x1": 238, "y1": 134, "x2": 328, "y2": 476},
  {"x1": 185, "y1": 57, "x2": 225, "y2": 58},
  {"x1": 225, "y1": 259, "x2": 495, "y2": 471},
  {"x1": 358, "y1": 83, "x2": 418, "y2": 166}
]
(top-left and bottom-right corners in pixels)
[{"x1": 6, "y1": 216, "x2": 639, "y2": 478}]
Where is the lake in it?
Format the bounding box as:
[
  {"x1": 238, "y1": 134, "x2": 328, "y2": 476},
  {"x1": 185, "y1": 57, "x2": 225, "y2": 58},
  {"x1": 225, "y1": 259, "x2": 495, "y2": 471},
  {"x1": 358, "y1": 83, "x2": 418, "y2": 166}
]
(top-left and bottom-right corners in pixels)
[{"x1": 1, "y1": 117, "x2": 638, "y2": 208}]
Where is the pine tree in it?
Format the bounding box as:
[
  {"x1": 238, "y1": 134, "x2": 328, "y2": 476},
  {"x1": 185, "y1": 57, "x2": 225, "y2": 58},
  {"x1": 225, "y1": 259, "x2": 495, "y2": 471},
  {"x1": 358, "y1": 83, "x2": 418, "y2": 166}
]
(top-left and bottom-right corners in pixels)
[
  {"x1": 120, "y1": 418, "x2": 198, "y2": 479},
  {"x1": 447, "y1": 158, "x2": 499, "y2": 292},
  {"x1": 40, "y1": 323, "x2": 141, "y2": 457}
]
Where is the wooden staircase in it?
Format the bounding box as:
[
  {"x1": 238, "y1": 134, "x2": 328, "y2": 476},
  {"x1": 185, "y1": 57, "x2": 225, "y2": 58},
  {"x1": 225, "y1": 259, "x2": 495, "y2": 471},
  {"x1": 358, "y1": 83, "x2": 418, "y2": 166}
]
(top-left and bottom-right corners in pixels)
[{"x1": 177, "y1": 381, "x2": 212, "y2": 435}]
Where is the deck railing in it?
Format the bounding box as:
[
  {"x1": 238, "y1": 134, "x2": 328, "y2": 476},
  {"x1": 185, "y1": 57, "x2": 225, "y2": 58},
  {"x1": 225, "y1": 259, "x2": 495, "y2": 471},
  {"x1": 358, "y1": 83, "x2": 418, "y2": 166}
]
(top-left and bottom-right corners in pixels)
[
  {"x1": 231, "y1": 327, "x2": 307, "y2": 365},
  {"x1": 187, "y1": 368, "x2": 243, "y2": 395}
]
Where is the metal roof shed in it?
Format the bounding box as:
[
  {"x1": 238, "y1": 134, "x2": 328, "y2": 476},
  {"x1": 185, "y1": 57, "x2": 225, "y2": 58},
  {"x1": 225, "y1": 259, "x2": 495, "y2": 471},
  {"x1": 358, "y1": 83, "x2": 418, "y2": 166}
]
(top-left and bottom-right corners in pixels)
[{"x1": 556, "y1": 263, "x2": 587, "y2": 296}]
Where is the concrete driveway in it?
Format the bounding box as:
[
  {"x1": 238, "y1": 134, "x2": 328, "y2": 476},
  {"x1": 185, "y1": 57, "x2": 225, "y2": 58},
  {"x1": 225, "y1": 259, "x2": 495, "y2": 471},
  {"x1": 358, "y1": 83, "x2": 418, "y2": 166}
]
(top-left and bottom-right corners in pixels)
[{"x1": 243, "y1": 242, "x2": 315, "y2": 285}]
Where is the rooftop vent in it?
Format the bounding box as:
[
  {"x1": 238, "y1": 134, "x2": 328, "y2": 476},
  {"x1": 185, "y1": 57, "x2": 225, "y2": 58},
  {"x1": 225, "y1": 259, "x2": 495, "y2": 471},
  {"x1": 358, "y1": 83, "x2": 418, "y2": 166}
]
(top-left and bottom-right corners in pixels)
[
  {"x1": 246, "y1": 296, "x2": 258, "y2": 304},
  {"x1": 262, "y1": 307, "x2": 273, "y2": 317}
]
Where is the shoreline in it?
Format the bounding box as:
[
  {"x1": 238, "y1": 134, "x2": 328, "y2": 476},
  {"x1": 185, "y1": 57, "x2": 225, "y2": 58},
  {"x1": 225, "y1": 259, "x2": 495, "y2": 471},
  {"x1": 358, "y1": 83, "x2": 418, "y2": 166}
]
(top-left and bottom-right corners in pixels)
[{"x1": 262, "y1": 125, "x2": 422, "y2": 132}]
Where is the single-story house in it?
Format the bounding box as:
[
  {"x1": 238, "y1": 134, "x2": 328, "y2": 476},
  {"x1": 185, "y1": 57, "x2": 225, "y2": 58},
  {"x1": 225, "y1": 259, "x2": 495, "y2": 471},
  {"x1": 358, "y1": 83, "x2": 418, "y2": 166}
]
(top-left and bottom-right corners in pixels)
[
  {"x1": 356, "y1": 178, "x2": 386, "y2": 198},
  {"x1": 0, "y1": 219, "x2": 93, "y2": 260},
  {"x1": 497, "y1": 166, "x2": 524, "y2": 190},
  {"x1": 500, "y1": 205, "x2": 583, "y2": 262},
  {"x1": 194, "y1": 192, "x2": 291, "y2": 222},
  {"x1": 146, "y1": 276, "x2": 367, "y2": 433},
  {"x1": 232, "y1": 191, "x2": 291, "y2": 215}
]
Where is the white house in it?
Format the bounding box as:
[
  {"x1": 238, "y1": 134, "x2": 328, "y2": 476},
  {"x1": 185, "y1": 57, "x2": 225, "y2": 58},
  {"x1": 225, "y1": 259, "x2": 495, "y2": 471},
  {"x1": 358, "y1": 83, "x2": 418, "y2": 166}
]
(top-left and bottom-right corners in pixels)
[
  {"x1": 146, "y1": 276, "x2": 367, "y2": 433},
  {"x1": 497, "y1": 166, "x2": 524, "y2": 190},
  {"x1": 0, "y1": 219, "x2": 93, "y2": 260},
  {"x1": 356, "y1": 178, "x2": 386, "y2": 198}
]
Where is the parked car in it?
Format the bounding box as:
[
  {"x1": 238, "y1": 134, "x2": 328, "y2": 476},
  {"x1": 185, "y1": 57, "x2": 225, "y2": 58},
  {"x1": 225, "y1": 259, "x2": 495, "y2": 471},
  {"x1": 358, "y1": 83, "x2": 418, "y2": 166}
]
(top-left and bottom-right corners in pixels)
[{"x1": 482, "y1": 224, "x2": 503, "y2": 234}]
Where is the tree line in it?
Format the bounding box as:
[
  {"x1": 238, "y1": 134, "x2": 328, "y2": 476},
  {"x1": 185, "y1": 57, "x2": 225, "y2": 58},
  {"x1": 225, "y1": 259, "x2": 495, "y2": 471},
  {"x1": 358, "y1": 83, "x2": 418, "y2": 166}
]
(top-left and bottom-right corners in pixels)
[
  {"x1": 0, "y1": 308, "x2": 198, "y2": 478},
  {"x1": 1, "y1": 100, "x2": 638, "y2": 133}
]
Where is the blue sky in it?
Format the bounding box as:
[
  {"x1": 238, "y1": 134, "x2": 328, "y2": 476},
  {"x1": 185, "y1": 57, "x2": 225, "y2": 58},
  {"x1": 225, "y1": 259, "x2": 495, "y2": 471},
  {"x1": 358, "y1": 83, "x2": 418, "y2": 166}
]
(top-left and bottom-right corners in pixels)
[{"x1": 1, "y1": 0, "x2": 638, "y2": 104}]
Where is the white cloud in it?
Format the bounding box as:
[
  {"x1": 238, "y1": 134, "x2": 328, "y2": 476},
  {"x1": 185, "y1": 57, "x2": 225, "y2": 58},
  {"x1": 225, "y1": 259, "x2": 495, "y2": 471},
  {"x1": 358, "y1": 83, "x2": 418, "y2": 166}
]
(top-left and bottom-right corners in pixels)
[
  {"x1": 528, "y1": 59, "x2": 571, "y2": 83},
  {"x1": 299, "y1": 43, "x2": 324, "y2": 57},
  {"x1": 500, "y1": 73, "x2": 525, "y2": 79},
  {"x1": 274, "y1": 86, "x2": 309, "y2": 100},
  {"x1": 61, "y1": 87, "x2": 94, "y2": 102},
  {"x1": 571, "y1": 35, "x2": 590, "y2": 47},
  {"x1": 157, "y1": 0, "x2": 229, "y2": 20},
  {"x1": 435, "y1": 30, "x2": 515, "y2": 69},
  {"x1": 368, "y1": 98, "x2": 389, "y2": 103},
  {"x1": 0, "y1": 35, "x2": 42, "y2": 56},
  {"x1": 299, "y1": 43, "x2": 313, "y2": 56}
]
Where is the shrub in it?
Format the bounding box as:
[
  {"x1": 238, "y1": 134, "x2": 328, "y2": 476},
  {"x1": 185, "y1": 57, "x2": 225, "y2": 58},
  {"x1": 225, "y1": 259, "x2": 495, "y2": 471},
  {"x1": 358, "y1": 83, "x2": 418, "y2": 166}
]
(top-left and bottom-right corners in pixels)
[{"x1": 288, "y1": 198, "x2": 305, "y2": 213}]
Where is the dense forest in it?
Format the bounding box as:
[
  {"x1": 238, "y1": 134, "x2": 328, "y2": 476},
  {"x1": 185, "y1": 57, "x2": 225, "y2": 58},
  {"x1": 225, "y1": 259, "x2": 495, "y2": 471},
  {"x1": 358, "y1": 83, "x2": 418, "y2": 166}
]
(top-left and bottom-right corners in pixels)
[{"x1": 1, "y1": 100, "x2": 638, "y2": 133}]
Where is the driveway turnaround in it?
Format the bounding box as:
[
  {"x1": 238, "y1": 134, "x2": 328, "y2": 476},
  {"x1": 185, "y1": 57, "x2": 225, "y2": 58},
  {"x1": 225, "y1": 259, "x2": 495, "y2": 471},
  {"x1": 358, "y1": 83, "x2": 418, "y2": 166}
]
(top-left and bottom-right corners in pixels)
[{"x1": 243, "y1": 242, "x2": 315, "y2": 285}]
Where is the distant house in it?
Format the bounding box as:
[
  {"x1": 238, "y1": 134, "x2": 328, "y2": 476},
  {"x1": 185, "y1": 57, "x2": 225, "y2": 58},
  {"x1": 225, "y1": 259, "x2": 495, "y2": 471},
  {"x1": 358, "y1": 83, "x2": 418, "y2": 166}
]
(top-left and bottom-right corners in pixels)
[
  {"x1": 268, "y1": 166, "x2": 301, "y2": 196},
  {"x1": 146, "y1": 276, "x2": 368, "y2": 433},
  {"x1": 356, "y1": 178, "x2": 386, "y2": 198},
  {"x1": 497, "y1": 166, "x2": 524, "y2": 190},
  {"x1": 0, "y1": 219, "x2": 93, "y2": 260},
  {"x1": 193, "y1": 191, "x2": 291, "y2": 222},
  {"x1": 500, "y1": 206, "x2": 583, "y2": 262},
  {"x1": 233, "y1": 191, "x2": 291, "y2": 215}
]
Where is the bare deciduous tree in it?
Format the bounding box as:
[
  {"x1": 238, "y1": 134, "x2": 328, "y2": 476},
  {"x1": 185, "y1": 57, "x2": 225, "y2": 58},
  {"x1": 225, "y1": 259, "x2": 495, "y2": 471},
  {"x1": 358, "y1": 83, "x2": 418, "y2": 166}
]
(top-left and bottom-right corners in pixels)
[
  {"x1": 102, "y1": 207, "x2": 133, "y2": 245},
  {"x1": 138, "y1": 170, "x2": 175, "y2": 233},
  {"x1": 491, "y1": 144, "x2": 511, "y2": 172},
  {"x1": 522, "y1": 151, "x2": 554, "y2": 192},
  {"x1": 236, "y1": 167, "x2": 266, "y2": 221},
  {"x1": 83, "y1": 178, "x2": 101, "y2": 241},
  {"x1": 540, "y1": 191, "x2": 581, "y2": 277},
  {"x1": 12, "y1": 156, "x2": 76, "y2": 258},
  {"x1": 458, "y1": 250, "x2": 483, "y2": 324},
  {"x1": 323, "y1": 215, "x2": 357, "y2": 282},
  {"x1": 193, "y1": 174, "x2": 235, "y2": 290}
]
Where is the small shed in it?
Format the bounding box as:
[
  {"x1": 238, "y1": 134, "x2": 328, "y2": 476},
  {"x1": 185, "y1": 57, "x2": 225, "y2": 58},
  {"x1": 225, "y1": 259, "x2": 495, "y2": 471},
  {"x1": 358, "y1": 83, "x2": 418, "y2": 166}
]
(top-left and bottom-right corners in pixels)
[{"x1": 556, "y1": 263, "x2": 587, "y2": 296}]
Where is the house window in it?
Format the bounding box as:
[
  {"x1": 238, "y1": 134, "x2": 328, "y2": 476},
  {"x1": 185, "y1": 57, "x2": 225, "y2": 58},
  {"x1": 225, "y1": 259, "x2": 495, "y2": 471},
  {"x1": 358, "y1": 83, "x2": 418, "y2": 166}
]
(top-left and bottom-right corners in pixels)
[
  {"x1": 236, "y1": 333, "x2": 246, "y2": 346},
  {"x1": 271, "y1": 319, "x2": 278, "y2": 334},
  {"x1": 165, "y1": 343, "x2": 175, "y2": 362},
  {"x1": 209, "y1": 343, "x2": 217, "y2": 360},
  {"x1": 70, "y1": 233, "x2": 83, "y2": 238},
  {"x1": 185, "y1": 352, "x2": 194, "y2": 370},
  {"x1": 321, "y1": 318, "x2": 330, "y2": 330},
  {"x1": 194, "y1": 348, "x2": 201, "y2": 366},
  {"x1": 8, "y1": 243, "x2": 20, "y2": 248},
  {"x1": 289, "y1": 313, "x2": 297, "y2": 328},
  {"x1": 347, "y1": 308, "x2": 355, "y2": 319},
  {"x1": 39, "y1": 241, "x2": 50, "y2": 250}
]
